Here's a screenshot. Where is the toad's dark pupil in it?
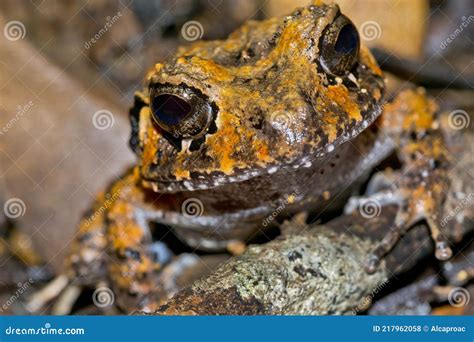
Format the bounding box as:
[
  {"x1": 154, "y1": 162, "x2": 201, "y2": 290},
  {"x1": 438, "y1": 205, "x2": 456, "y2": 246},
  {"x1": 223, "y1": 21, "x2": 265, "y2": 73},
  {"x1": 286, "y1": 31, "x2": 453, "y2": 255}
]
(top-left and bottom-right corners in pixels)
[
  {"x1": 335, "y1": 24, "x2": 359, "y2": 55},
  {"x1": 152, "y1": 94, "x2": 191, "y2": 126}
]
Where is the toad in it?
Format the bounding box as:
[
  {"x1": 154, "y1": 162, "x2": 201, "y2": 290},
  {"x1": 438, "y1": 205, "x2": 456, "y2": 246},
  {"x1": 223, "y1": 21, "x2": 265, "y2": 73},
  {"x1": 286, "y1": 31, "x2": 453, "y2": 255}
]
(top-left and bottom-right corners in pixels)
[{"x1": 30, "y1": 2, "x2": 452, "y2": 313}]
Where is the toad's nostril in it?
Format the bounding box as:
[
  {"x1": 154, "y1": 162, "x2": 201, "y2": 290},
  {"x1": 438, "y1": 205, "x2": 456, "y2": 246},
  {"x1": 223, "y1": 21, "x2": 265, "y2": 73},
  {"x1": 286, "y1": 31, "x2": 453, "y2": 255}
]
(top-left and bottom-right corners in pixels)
[{"x1": 152, "y1": 94, "x2": 191, "y2": 127}]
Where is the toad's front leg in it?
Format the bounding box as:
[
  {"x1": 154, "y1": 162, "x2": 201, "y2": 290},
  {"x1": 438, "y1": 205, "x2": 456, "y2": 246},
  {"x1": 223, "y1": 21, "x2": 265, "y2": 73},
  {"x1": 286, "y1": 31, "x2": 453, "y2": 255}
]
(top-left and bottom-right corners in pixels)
[
  {"x1": 347, "y1": 89, "x2": 453, "y2": 273},
  {"x1": 29, "y1": 168, "x2": 174, "y2": 314},
  {"x1": 97, "y1": 168, "x2": 174, "y2": 312}
]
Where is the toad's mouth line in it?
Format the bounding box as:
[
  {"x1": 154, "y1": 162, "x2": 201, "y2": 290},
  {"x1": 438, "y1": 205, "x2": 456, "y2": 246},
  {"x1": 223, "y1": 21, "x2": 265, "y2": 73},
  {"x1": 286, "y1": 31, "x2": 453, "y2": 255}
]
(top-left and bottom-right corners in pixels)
[
  {"x1": 141, "y1": 166, "x2": 271, "y2": 193},
  {"x1": 142, "y1": 99, "x2": 383, "y2": 194}
]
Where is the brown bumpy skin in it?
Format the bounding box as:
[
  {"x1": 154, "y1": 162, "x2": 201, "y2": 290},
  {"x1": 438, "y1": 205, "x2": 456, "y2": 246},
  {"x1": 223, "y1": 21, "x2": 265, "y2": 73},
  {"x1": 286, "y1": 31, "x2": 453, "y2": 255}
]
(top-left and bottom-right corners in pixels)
[
  {"x1": 362, "y1": 88, "x2": 452, "y2": 272},
  {"x1": 60, "y1": 5, "x2": 452, "y2": 314}
]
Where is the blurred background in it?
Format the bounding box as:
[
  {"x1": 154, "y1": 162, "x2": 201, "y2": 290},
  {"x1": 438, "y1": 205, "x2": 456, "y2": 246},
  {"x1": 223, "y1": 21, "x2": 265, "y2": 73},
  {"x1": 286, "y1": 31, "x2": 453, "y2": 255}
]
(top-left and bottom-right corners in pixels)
[{"x1": 0, "y1": 0, "x2": 472, "y2": 315}]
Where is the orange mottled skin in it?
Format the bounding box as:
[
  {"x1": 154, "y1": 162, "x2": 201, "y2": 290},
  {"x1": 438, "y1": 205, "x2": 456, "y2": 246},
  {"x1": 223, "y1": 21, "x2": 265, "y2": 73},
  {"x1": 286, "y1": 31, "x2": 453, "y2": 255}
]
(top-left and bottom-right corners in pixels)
[
  {"x1": 62, "y1": 4, "x2": 452, "y2": 312},
  {"x1": 140, "y1": 5, "x2": 383, "y2": 184}
]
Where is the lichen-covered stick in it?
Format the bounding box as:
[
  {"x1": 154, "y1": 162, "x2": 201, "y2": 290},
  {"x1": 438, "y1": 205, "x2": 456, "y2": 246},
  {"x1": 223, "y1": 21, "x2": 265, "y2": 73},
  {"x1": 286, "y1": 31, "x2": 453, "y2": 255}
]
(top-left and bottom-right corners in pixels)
[{"x1": 156, "y1": 203, "x2": 471, "y2": 315}]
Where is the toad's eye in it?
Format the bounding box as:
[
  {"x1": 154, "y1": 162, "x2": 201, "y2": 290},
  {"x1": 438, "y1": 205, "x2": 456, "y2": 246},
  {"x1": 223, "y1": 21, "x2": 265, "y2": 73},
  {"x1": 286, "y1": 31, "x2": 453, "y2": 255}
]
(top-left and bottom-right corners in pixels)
[
  {"x1": 150, "y1": 86, "x2": 212, "y2": 139},
  {"x1": 319, "y1": 15, "x2": 360, "y2": 76},
  {"x1": 152, "y1": 94, "x2": 191, "y2": 126}
]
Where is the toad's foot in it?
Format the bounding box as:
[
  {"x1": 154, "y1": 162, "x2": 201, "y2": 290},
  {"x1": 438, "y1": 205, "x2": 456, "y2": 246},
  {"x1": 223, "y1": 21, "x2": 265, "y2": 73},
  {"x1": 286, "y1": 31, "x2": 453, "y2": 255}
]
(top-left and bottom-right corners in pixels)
[
  {"x1": 347, "y1": 187, "x2": 452, "y2": 274},
  {"x1": 26, "y1": 275, "x2": 70, "y2": 313},
  {"x1": 348, "y1": 89, "x2": 453, "y2": 273},
  {"x1": 27, "y1": 169, "x2": 175, "y2": 314}
]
